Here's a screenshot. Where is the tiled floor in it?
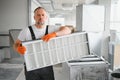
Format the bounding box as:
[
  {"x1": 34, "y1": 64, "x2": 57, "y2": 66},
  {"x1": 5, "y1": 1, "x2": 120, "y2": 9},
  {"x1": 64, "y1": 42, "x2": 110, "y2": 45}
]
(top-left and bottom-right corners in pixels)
[
  {"x1": 0, "y1": 67, "x2": 22, "y2": 80},
  {"x1": 0, "y1": 57, "x2": 66, "y2": 80},
  {"x1": 0, "y1": 57, "x2": 119, "y2": 80},
  {"x1": 0, "y1": 57, "x2": 24, "y2": 80}
]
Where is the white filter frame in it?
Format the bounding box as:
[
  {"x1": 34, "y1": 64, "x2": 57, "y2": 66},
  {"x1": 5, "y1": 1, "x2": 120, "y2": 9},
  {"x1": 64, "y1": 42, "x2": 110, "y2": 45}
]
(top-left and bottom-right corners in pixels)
[{"x1": 22, "y1": 32, "x2": 90, "y2": 71}]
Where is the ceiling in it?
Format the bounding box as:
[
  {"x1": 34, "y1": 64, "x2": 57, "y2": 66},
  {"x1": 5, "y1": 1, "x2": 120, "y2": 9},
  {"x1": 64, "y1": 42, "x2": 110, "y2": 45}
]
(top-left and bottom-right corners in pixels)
[{"x1": 36, "y1": 0, "x2": 97, "y2": 17}]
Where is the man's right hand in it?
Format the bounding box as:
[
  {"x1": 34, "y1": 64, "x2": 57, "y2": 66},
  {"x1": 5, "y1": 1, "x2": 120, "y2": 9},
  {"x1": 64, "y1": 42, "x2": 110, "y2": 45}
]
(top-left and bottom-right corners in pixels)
[{"x1": 17, "y1": 44, "x2": 26, "y2": 55}]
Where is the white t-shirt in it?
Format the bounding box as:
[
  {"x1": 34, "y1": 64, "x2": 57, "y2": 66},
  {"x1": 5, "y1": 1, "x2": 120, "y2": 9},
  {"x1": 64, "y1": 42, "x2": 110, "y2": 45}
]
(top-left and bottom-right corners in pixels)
[{"x1": 18, "y1": 25, "x2": 60, "y2": 41}]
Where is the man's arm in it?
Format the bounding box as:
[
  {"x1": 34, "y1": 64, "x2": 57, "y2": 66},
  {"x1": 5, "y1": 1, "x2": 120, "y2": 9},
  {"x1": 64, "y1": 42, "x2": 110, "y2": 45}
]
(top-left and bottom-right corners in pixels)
[
  {"x1": 42, "y1": 26, "x2": 72, "y2": 42},
  {"x1": 56, "y1": 26, "x2": 72, "y2": 36},
  {"x1": 13, "y1": 39, "x2": 21, "y2": 52}
]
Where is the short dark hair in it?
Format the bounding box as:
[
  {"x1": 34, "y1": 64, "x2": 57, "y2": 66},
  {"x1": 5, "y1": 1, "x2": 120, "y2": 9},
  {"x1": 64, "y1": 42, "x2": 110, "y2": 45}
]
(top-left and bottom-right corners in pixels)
[{"x1": 34, "y1": 7, "x2": 46, "y2": 13}]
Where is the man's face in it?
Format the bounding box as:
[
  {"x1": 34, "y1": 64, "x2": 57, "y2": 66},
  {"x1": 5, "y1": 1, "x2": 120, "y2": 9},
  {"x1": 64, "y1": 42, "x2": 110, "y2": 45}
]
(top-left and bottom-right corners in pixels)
[{"x1": 34, "y1": 9, "x2": 47, "y2": 25}]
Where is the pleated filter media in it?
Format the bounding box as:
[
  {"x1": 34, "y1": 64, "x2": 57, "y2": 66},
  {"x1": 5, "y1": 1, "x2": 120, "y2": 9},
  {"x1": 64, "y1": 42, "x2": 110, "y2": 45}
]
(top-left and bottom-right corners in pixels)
[{"x1": 22, "y1": 32, "x2": 90, "y2": 71}]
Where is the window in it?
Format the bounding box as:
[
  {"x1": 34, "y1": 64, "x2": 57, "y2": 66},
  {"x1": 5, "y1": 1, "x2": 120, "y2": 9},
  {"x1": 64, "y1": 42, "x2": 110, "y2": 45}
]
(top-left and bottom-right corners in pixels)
[{"x1": 110, "y1": 0, "x2": 120, "y2": 32}]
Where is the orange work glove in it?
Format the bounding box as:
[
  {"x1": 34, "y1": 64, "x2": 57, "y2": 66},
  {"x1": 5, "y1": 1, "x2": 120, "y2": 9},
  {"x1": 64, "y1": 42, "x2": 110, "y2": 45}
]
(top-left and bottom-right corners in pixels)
[
  {"x1": 42, "y1": 32, "x2": 56, "y2": 42},
  {"x1": 17, "y1": 44, "x2": 26, "y2": 55}
]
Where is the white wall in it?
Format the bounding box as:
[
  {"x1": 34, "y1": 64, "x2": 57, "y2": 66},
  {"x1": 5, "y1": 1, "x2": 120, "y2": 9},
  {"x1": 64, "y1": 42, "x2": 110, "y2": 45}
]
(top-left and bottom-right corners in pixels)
[
  {"x1": 110, "y1": 0, "x2": 120, "y2": 32},
  {"x1": 76, "y1": 4, "x2": 104, "y2": 32},
  {"x1": 82, "y1": 5, "x2": 104, "y2": 32},
  {"x1": 76, "y1": 0, "x2": 111, "y2": 60},
  {"x1": 64, "y1": 11, "x2": 76, "y2": 27},
  {"x1": 0, "y1": 0, "x2": 28, "y2": 59},
  {"x1": 49, "y1": 18, "x2": 64, "y2": 26},
  {"x1": 0, "y1": 0, "x2": 28, "y2": 33},
  {"x1": 76, "y1": 4, "x2": 105, "y2": 57},
  {"x1": 99, "y1": 0, "x2": 111, "y2": 60}
]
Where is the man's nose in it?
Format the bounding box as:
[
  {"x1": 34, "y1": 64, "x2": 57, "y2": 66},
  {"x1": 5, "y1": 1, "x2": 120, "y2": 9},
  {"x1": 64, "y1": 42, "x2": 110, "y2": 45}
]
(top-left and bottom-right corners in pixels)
[{"x1": 39, "y1": 15, "x2": 43, "y2": 18}]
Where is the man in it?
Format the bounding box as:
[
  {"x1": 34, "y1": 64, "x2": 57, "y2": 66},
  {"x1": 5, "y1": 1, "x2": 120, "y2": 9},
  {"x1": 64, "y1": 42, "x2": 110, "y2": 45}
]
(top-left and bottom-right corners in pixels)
[{"x1": 14, "y1": 7, "x2": 72, "y2": 80}]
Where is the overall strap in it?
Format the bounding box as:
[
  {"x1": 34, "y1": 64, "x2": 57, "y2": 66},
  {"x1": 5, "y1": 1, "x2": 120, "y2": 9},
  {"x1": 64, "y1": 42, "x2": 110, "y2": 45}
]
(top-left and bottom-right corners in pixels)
[
  {"x1": 28, "y1": 26, "x2": 36, "y2": 40},
  {"x1": 45, "y1": 25, "x2": 49, "y2": 35}
]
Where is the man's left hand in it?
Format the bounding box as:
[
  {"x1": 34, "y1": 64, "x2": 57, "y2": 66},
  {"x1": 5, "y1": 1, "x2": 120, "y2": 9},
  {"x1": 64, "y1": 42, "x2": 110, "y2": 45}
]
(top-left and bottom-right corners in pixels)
[{"x1": 42, "y1": 32, "x2": 56, "y2": 42}]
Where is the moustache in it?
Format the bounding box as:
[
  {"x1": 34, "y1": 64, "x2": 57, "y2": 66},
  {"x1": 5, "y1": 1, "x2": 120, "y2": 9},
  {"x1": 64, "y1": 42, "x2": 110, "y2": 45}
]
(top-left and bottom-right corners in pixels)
[{"x1": 37, "y1": 22, "x2": 44, "y2": 25}]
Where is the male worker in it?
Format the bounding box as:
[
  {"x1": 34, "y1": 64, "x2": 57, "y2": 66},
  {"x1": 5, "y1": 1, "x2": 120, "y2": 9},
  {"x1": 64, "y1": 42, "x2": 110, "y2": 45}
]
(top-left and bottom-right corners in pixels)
[{"x1": 14, "y1": 7, "x2": 72, "y2": 80}]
